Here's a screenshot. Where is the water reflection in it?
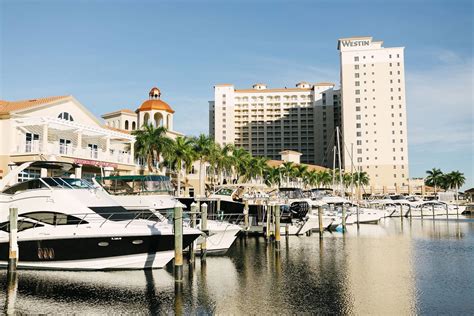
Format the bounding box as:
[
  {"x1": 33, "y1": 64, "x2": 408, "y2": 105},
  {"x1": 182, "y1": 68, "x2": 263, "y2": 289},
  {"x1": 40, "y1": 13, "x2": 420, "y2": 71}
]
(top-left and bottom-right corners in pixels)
[{"x1": 0, "y1": 217, "x2": 473, "y2": 314}]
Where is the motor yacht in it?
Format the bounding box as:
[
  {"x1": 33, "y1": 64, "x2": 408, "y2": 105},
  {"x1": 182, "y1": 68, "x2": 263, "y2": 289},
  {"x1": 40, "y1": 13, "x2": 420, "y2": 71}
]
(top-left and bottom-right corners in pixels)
[
  {"x1": 0, "y1": 162, "x2": 201, "y2": 270},
  {"x1": 94, "y1": 175, "x2": 241, "y2": 254}
]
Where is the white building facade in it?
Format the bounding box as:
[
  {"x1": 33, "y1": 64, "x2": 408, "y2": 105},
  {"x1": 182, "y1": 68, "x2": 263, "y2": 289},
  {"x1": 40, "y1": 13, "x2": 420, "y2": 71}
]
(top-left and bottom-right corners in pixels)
[
  {"x1": 209, "y1": 36, "x2": 409, "y2": 189},
  {"x1": 338, "y1": 36, "x2": 409, "y2": 188},
  {"x1": 210, "y1": 82, "x2": 341, "y2": 165}
]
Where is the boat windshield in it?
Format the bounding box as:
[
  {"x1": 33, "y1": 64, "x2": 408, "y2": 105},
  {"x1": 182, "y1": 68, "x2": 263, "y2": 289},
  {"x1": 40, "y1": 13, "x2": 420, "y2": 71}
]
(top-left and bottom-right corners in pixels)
[
  {"x1": 214, "y1": 188, "x2": 235, "y2": 196},
  {"x1": 98, "y1": 176, "x2": 174, "y2": 195},
  {"x1": 2, "y1": 177, "x2": 93, "y2": 195}
]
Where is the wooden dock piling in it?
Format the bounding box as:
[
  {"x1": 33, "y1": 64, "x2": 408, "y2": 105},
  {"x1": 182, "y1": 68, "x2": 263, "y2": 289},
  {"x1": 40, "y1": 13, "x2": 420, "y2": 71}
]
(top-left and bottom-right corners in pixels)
[
  {"x1": 244, "y1": 199, "x2": 249, "y2": 232},
  {"x1": 265, "y1": 203, "x2": 271, "y2": 239},
  {"x1": 432, "y1": 204, "x2": 435, "y2": 218},
  {"x1": 189, "y1": 202, "x2": 197, "y2": 265},
  {"x1": 174, "y1": 203, "x2": 183, "y2": 282},
  {"x1": 275, "y1": 205, "x2": 281, "y2": 250},
  {"x1": 356, "y1": 204, "x2": 360, "y2": 229},
  {"x1": 8, "y1": 207, "x2": 18, "y2": 273},
  {"x1": 341, "y1": 203, "x2": 346, "y2": 232},
  {"x1": 201, "y1": 203, "x2": 208, "y2": 261},
  {"x1": 318, "y1": 205, "x2": 324, "y2": 237}
]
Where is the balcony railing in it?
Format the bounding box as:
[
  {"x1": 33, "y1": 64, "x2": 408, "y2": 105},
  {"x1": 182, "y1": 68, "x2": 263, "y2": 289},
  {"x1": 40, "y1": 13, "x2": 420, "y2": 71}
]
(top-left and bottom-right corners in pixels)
[{"x1": 14, "y1": 141, "x2": 132, "y2": 165}]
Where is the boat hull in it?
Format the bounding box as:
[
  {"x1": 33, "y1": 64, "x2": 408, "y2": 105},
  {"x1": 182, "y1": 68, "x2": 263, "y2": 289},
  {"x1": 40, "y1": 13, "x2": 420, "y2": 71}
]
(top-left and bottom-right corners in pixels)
[{"x1": 0, "y1": 234, "x2": 200, "y2": 270}]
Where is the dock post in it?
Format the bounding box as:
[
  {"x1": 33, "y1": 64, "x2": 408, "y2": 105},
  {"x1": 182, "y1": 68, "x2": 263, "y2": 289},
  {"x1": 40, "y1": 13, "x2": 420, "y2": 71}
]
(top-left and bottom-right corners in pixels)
[
  {"x1": 275, "y1": 205, "x2": 281, "y2": 250},
  {"x1": 341, "y1": 204, "x2": 346, "y2": 232},
  {"x1": 285, "y1": 224, "x2": 289, "y2": 236},
  {"x1": 201, "y1": 203, "x2": 208, "y2": 261},
  {"x1": 432, "y1": 204, "x2": 435, "y2": 218},
  {"x1": 356, "y1": 204, "x2": 360, "y2": 229},
  {"x1": 244, "y1": 199, "x2": 249, "y2": 233},
  {"x1": 408, "y1": 204, "x2": 412, "y2": 220},
  {"x1": 189, "y1": 202, "x2": 197, "y2": 265},
  {"x1": 421, "y1": 205, "x2": 424, "y2": 219},
  {"x1": 8, "y1": 207, "x2": 18, "y2": 273},
  {"x1": 400, "y1": 204, "x2": 404, "y2": 222},
  {"x1": 265, "y1": 203, "x2": 271, "y2": 239},
  {"x1": 217, "y1": 198, "x2": 222, "y2": 220},
  {"x1": 173, "y1": 203, "x2": 183, "y2": 282},
  {"x1": 318, "y1": 205, "x2": 324, "y2": 237},
  {"x1": 445, "y1": 204, "x2": 449, "y2": 217}
]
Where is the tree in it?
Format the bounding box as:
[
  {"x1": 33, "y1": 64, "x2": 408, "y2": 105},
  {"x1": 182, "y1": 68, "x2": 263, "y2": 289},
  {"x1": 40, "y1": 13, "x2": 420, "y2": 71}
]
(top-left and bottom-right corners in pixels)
[
  {"x1": 166, "y1": 136, "x2": 195, "y2": 197},
  {"x1": 445, "y1": 171, "x2": 466, "y2": 200},
  {"x1": 191, "y1": 134, "x2": 213, "y2": 196},
  {"x1": 132, "y1": 124, "x2": 173, "y2": 173},
  {"x1": 293, "y1": 164, "x2": 308, "y2": 187},
  {"x1": 319, "y1": 170, "x2": 333, "y2": 188},
  {"x1": 425, "y1": 168, "x2": 444, "y2": 194},
  {"x1": 303, "y1": 170, "x2": 320, "y2": 188},
  {"x1": 280, "y1": 162, "x2": 295, "y2": 186},
  {"x1": 264, "y1": 167, "x2": 281, "y2": 187},
  {"x1": 231, "y1": 147, "x2": 252, "y2": 181}
]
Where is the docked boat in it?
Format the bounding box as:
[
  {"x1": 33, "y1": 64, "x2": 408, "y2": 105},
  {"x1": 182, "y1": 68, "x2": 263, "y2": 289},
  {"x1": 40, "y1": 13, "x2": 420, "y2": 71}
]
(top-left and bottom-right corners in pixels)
[
  {"x1": 202, "y1": 184, "x2": 318, "y2": 235},
  {"x1": 94, "y1": 175, "x2": 241, "y2": 254},
  {"x1": 0, "y1": 162, "x2": 201, "y2": 270}
]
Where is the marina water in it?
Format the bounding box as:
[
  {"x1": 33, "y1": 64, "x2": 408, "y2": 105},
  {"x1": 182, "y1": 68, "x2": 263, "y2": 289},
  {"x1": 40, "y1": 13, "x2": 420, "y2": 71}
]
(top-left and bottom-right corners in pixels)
[{"x1": 1, "y1": 217, "x2": 473, "y2": 314}]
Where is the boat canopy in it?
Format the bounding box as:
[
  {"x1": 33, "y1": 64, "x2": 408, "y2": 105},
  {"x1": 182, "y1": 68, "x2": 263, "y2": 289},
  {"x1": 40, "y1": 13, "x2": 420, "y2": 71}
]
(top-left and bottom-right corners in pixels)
[{"x1": 95, "y1": 175, "x2": 173, "y2": 195}]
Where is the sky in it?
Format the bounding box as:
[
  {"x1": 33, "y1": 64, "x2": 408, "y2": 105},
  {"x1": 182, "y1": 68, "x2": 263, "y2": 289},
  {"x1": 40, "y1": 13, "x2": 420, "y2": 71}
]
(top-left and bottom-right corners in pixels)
[{"x1": 1, "y1": 0, "x2": 473, "y2": 189}]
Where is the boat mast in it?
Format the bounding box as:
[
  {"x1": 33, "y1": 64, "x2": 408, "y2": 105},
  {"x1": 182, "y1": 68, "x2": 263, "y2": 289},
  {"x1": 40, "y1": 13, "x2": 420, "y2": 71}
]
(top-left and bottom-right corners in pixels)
[
  {"x1": 336, "y1": 126, "x2": 343, "y2": 198},
  {"x1": 332, "y1": 145, "x2": 336, "y2": 193}
]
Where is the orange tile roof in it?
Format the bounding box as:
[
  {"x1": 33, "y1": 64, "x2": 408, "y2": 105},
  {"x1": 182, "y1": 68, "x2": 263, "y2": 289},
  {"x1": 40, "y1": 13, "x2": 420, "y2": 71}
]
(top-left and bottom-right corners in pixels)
[
  {"x1": 0, "y1": 96, "x2": 70, "y2": 114},
  {"x1": 267, "y1": 159, "x2": 327, "y2": 171}
]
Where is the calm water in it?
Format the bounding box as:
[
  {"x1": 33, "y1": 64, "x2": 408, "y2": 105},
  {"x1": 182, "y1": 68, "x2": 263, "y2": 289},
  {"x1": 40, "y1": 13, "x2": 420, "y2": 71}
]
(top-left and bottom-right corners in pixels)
[{"x1": 1, "y1": 217, "x2": 473, "y2": 315}]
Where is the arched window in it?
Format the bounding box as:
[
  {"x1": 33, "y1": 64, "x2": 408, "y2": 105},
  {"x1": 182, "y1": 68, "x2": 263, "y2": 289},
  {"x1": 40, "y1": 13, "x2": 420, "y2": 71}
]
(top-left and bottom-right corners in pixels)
[
  {"x1": 132, "y1": 121, "x2": 136, "y2": 130},
  {"x1": 58, "y1": 112, "x2": 74, "y2": 121},
  {"x1": 143, "y1": 113, "x2": 150, "y2": 126},
  {"x1": 125, "y1": 120, "x2": 129, "y2": 130},
  {"x1": 154, "y1": 112, "x2": 163, "y2": 127}
]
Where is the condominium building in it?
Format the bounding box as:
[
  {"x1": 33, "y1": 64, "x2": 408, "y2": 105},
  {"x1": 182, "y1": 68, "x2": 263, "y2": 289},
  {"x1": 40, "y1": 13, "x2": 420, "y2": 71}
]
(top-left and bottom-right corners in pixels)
[
  {"x1": 209, "y1": 36, "x2": 409, "y2": 188},
  {"x1": 338, "y1": 36, "x2": 408, "y2": 187},
  {"x1": 210, "y1": 82, "x2": 341, "y2": 165}
]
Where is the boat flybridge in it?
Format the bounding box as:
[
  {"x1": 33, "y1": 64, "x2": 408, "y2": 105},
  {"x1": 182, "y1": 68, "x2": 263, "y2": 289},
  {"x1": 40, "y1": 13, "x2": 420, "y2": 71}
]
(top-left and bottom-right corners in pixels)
[
  {"x1": 0, "y1": 161, "x2": 201, "y2": 270},
  {"x1": 94, "y1": 175, "x2": 241, "y2": 253}
]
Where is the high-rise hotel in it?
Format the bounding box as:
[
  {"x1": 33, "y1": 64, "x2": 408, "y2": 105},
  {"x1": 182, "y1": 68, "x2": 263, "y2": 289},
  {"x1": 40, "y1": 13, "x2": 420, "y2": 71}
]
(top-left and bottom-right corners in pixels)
[{"x1": 209, "y1": 36, "x2": 409, "y2": 188}]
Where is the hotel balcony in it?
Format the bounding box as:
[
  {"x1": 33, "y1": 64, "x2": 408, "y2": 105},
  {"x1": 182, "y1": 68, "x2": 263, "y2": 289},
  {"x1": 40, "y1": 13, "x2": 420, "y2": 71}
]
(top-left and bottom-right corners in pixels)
[{"x1": 10, "y1": 116, "x2": 135, "y2": 166}]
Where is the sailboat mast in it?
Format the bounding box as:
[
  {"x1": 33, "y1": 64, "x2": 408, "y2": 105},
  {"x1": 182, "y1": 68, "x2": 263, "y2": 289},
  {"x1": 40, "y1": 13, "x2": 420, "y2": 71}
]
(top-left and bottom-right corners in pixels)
[
  {"x1": 336, "y1": 126, "x2": 343, "y2": 198},
  {"x1": 332, "y1": 145, "x2": 336, "y2": 192}
]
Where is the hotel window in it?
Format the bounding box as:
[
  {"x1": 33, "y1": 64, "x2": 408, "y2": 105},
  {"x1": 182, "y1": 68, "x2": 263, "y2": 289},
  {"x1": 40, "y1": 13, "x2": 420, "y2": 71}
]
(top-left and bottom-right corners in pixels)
[
  {"x1": 355, "y1": 81, "x2": 360, "y2": 86},
  {"x1": 356, "y1": 123, "x2": 361, "y2": 128},
  {"x1": 356, "y1": 132, "x2": 361, "y2": 137},
  {"x1": 397, "y1": 54, "x2": 400, "y2": 58},
  {"x1": 357, "y1": 140, "x2": 362, "y2": 145},
  {"x1": 354, "y1": 65, "x2": 359, "y2": 70},
  {"x1": 355, "y1": 73, "x2": 360, "y2": 78},
  {"x1": 354, "y1": 56, "x2": 359, "y2": 62},
  {"x1": 357, "y1": 158, "x2": 362, "y2": 163},
  {"x1": 356, "y1": 106, "x2": 361, "y2": 111},
  {"x1": 390, "y1": 71, "x2": 393, "y2": 75},
  {"x1": 356, "y1": 115, "x2": 361, "y2": 120},
  {"x1": 355, "y1": 98, "x2": 360, "y2": 103},
  {"x1": 355, "y1": 90, "x2": 360, "y2": 95},
  {"x1": 389, "y1": 63, "x2": 392, "y2": 67}
]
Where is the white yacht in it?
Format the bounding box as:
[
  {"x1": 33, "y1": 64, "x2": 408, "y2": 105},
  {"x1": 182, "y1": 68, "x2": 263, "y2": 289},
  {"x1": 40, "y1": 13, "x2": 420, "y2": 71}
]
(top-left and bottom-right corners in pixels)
[
  {"x1": 94, "y1": 175, "x2": 241, "y2": 254},
  {"x1": 0, "y1": 162, "x2": 201, "y2": 270}
]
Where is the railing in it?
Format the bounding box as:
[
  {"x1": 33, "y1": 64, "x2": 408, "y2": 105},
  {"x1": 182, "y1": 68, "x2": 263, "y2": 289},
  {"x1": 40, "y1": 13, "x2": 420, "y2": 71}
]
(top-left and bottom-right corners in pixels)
[{"x1": 13, "y1": 141, "x2": 132, "y2": 165}]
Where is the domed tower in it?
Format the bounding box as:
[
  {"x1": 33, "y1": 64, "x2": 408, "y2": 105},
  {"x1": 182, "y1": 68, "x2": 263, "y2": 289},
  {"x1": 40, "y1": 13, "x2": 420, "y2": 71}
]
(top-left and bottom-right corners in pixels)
[{"x1": 136, "y1": 87, "x2": 175, "y2": 130}]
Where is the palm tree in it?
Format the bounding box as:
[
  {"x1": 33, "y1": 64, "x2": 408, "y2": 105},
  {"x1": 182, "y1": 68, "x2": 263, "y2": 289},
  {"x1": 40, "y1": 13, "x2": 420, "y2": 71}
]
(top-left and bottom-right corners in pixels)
[
  {"x1": 132, "y1": 124, "x2": 173, "y2": 173},
  {"x1": 293, "y1": 164, "x2": 308, "y2": 188},
  {"x1": 231, "y1": 147, "x2": 251, "y2": 181},
  {"x1": 304, "y1": 170, "x2": 320, "y2": 188},
  {"x1": 446, "y1": 171, "x2": 466, "y2": 200},
  {"x1": 280, "y1": 162, "x2": 295, "y2": 186},
  {"x1": 353, "y1": 171, "x2": 370, "y2": 199},
  {"x1": 191, "y1": 134, "x2": 213, "y2": 196},
  {"x1": 425, "y1": 168, "x2": 444, "y2": 194},
  {"x1": 319, "y1": 170, "x2": 333, "y2": 188},
  {"x1": 264, "y1": 167, "x2": 281, "y2": 187},
  {"x1": 167, "y1": 136, "x2": 195, "y2": 197}
]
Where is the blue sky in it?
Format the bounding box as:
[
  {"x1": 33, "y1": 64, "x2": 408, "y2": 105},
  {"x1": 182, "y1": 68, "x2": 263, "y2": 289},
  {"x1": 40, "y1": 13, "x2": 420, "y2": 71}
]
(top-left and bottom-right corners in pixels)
[{"x1": 1, "y1": 0, "x2": 473, "y2": 189}]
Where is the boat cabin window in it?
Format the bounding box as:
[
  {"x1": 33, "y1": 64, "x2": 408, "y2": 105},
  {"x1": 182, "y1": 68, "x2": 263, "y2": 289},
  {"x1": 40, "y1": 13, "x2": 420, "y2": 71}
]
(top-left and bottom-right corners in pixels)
[
  {"x1": 2, "y1": 178, "x2": 92, "y2": 194},
  {"x1": 99, "y1": 176, "x2": 174, "y2": 195},
  {"x1": 0, "y1": 220, "x2": 44, "y2": 233},
  {"x1": 215, "y1": 188, "x2": 234, "y2": 196},
  {"x1": 89, "y1": 206, "x2": 137, "y2": 221},
  {"x1": 2, "y1": 179, "x2": 47, "y2": 194},
  {"x1": 22, "y1": 212, "x2": 88, "y2": 225}
]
